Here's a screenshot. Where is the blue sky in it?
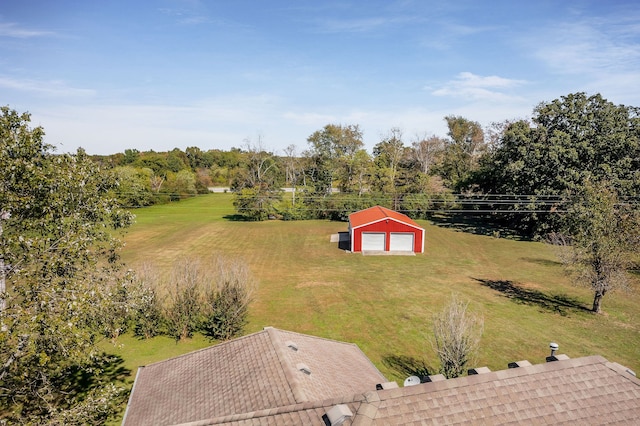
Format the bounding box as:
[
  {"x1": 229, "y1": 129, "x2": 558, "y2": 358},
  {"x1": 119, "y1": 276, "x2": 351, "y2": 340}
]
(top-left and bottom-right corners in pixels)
[{"x1": 1, "y1": 1, "x2": 639, "y2": 155}]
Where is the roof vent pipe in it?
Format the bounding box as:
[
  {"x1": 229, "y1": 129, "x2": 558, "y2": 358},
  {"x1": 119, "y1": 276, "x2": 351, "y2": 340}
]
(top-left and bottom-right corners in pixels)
[{"x1": 549, "y1": 342, "x2": 559, "y2": 357}]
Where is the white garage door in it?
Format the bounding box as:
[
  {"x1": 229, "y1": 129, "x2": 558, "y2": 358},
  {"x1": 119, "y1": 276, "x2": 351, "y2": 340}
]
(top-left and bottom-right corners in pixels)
[
  {"x1": 389, "y1": 233, "x2": 414, "y2": 252},
  {"x1": 361, "y1": 232, "x2": 386, "y2": 251}
]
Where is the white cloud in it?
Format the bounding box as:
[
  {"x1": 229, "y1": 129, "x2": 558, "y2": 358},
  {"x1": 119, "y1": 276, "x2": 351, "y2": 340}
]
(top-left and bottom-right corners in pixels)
[
  {"x1": 520, "y1": 12, "x2": 640, "y2": 105},
  {"x1": 318, "y1": 17, "x2": 390, "y2": 33},
  {"x1": 521, "y1": 9, "x2": 640, "y2": 88},
  {"x1": 0, "y1": 22, "x2": 54, "y2": 38},
  {"x1": 283, "y1": 111, "x2": 337, "y2": 126},
  {"x1": 431, "y1": 72, "x2": 528, "y2": 102},
  {"x1": 533, "y1": 20, "x2": 640, "y2": 75},
  {"x1": 315, "y1": 15, "x2": 417, "y2": 34},
  {"x1": 0, "y1": 76, "x2": 95, "y2": 97}
]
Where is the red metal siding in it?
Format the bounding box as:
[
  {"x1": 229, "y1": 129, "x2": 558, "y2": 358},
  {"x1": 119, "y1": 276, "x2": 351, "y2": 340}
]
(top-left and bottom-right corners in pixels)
[{"x1": 352, "y1": 219, "x2": 423, "y2": 252}]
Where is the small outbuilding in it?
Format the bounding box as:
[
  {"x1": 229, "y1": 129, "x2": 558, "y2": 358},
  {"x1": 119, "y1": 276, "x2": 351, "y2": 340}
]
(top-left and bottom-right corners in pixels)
[{"x1": 348, "y1": 206, "x2": 425, "y2": 253}]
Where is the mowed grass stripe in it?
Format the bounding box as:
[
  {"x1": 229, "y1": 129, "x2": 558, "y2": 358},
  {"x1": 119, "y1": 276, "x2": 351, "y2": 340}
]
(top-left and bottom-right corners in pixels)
[{"x1": 118, "y1": 193, "x2": 640, "y2": 384}]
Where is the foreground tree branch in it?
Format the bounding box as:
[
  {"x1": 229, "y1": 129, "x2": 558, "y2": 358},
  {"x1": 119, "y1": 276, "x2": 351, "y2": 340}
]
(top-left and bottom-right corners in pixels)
[{"x1": 0, "y1": 106, "x2": 136, "y2": 423}]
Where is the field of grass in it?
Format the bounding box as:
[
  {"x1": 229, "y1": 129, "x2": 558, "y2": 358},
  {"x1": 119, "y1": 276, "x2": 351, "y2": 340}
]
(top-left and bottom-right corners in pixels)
[{"x1": 107, "y1": 193, "x2": 640, "y2": 411}]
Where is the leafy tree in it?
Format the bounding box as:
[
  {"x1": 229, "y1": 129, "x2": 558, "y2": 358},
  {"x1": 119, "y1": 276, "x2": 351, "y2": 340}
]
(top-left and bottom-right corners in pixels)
[
  {"x1": 432, "y1": 295, "x2": 483, "y2": 379},
  {"x1": 372, "y1": 127, "x2": 407, "y2": 195},
  {"x1": 202, "y1": 256, "x2": 256, "y2": 341},
  {"x1": 185, "y1": 146, "x2": 210, "y2": 169},
  {"x1": 0, "y1": 106, "x2": 135, "y2": 423},
  {"x1": 111, "y1": 165, "x2": 154, "y2": 207},
  {"x1": 130, "y1": 264, "x2": 163, "y2": 339},
  {"x1": 318, "y1": 192, "x2": 382, "y2": 221},
  {"x1": 153, "y1": 256, "x2": 256, "y2": 341},
  {"x1": 550, "y1": 181, "x2": 640, "y2": 313},
  {"x1": 94, "y1": 270, "x2": 149, "y2": 342},
  {"x1": 351, "y1": 148, "x2": 373, "y2": 196},
  {"x1": 164, "y1": 258, "x2": 203, "y2": 341},
  {"x1": 399, "y1": 192, "x2": 433, "y2": 219},
  {"x1": 305, "y1": 124, "x2": 365, "y2": 195},
  {"x1": 438, "y1": 116, "x2": 485, "y2": 190},
  {"x1": 165, "y1": 169, "x2": 197, "y2": 200},
  {"x1": 232, "y1": 137, "x2": 282, "y2": 220},
  {"x1": 233, "y1": 187, "x2": 282, "y2": 220},
  {"x1": 194, "y1": 167, "x2": 214, "y2": 194},
  {"x1": 411, "y1": 134, "x2": 445, "y2": 175},
  {"x1": 445, "y1": 115, "x2": 485, "y2": 159},
  {"x1": 123, "y1": 148, "x2": 140, "y2": 165},
  {"x1": 474, "y1": 92, "x2": 640, "y2": 236},
  {"x1": 166, "y1": 148, "x2": 189, "y2": 172},
  {"x1": 282, "y1": 144, "x2": 303, "y2": 205},
  {"x1": 132, "y1": 151, "x2": 170, "y2": 174}
]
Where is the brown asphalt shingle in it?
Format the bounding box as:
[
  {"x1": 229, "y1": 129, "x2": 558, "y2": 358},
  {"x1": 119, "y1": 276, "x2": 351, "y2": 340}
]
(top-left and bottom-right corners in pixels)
[
  {"x1": 178, "y1": 355, "x2": 640, "y2": 426},
  {"x1": 123, "y1": 327, "x2": 387, "y2": 426},
  {"x1": 124, "y1": 328, "x2": 640, "y2": 426}
]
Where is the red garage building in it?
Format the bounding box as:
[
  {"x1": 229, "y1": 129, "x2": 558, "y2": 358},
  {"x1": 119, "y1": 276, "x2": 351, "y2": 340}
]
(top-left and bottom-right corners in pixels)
[{"x1": 348, "y1": 206, "x2": 425, "y2": 253}]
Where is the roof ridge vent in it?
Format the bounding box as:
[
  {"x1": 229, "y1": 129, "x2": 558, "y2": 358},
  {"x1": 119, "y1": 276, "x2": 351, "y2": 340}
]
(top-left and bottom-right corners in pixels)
[
  {"x1": 546, "y1": 354, "x2": 570, "y2": 362},
  {"x1": 508, "y1": 360, "x2": 532, "y2": 368},
  {"x1": 468, "y1": 367, "x2": 491, "y2": 375},
  {"x1": 296, "y1": 363, "x2": 311, "y2": 375},
  {"x1": 376, "y1": 381, "x2": 399, "y2": 390},
  {"x1": 325, "y1": 404, "x2": 353, "y2": 426},
  {"x1": 285, "y1": 340, "x2": 298, "y2": 351},
  {"x1": 425, "y1": 374, "x2": 446, "y2": 382}
]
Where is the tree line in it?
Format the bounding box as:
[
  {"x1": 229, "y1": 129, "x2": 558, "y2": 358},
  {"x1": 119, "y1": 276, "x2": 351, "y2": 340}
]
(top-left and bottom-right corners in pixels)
[
  {"x1": 95, "y1": 92, "x2": 640, "y2": 237},
  {"x1": 95, "y1": 92, "x2": 640, "y2": 314},
  {"x1": 96, "y1": 92, "x2": 640, "y2": 316}
]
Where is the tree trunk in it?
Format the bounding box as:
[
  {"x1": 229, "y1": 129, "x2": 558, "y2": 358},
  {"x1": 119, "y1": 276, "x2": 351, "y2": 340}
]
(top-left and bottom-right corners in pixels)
[{"x1": 592, "y1": 290, "x2": 605, "y2": 313}]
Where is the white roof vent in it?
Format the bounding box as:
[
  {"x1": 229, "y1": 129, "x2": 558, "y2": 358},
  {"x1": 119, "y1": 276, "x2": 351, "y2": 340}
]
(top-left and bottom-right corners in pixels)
[
  {"x1": 285, "y1": 340, "x2": 298, "y2": 351},
  {"x1": 326, "y1": 404, "x2": 353, "y2": 426},
  {"x1": 546, "y1": 342, "x2": 570, "y2": 362},
  {"x1": 296, "y1": 363, "x2": 311, "y2": 375},
  {"x1": 403, "y1": 376, "x2": 420, "y2": 386}
]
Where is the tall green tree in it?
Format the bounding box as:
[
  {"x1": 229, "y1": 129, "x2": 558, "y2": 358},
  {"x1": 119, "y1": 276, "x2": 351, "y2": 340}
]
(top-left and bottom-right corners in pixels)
[
  {"x1": 411, "y1": 134, "x2": 445, "y2": 175},
  {"x1": 474, "y1": 92, "x2": 640, "y2": 236},
  {"x1": 0, "y1": 107, "x2": 135, "y2": 423},
  {"x1": 550, "y1": 181, "x2": 640, "y2": 313},
  {"x1": 111, "y1": 165, "x2": 154, "y2": 207},
  {"x1": 438, "y1": 116, "x2": 485, "y2": 190},
  {"x1": 372, "y1": 127, "x2": 407, "y2": 196},
  {"x1": 305, "y1": 124, "x2": 365, "y2": 194},
  {"x1": 202, "y1": 256, "x2": 256, "y2": 341},
  {"x1": 166, "y1": 169, "x2": 197, "y2": 200},
  {"x1": 232, "y1": 137, "x2": 282, "y2": 220}
]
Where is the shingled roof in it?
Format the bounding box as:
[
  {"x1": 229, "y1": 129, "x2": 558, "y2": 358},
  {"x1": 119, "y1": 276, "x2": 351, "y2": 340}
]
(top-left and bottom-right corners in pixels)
[
  {"x1": 123, "y1": 327, "x2": 387, "y2": 426},
  {"x1": 348, "y1": 205, "x2": 422, "y2": 230},
  {"x1": 176, "y1": 355, "x2": 640, "y2": 425},
  {"x1": 124, "y1": 328, "x2": 640, "y2": 425}
]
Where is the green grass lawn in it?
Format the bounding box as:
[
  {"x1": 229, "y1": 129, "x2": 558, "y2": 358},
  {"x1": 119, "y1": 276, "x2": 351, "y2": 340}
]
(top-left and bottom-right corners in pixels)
[{"x1": 107, "y1": 193, "x2": 640, "y2": 420}]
